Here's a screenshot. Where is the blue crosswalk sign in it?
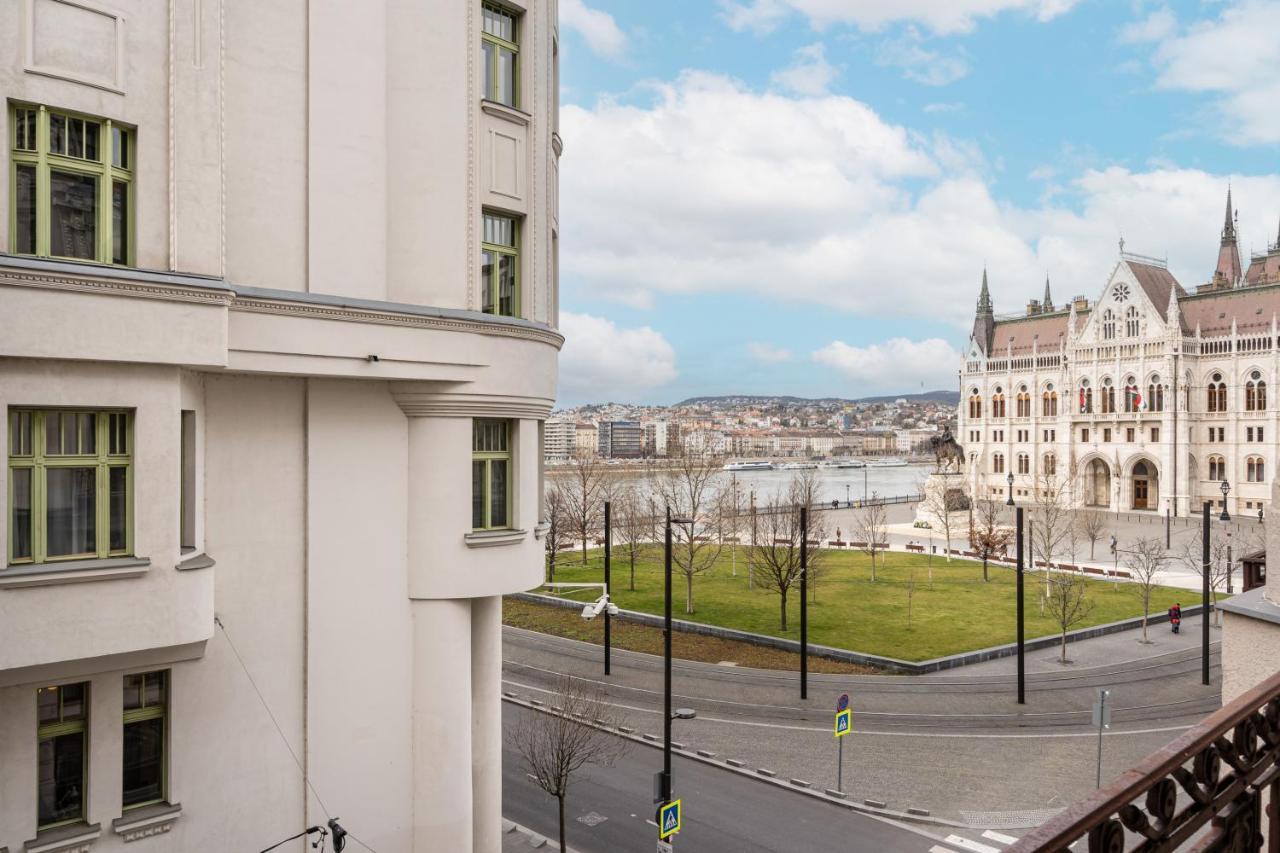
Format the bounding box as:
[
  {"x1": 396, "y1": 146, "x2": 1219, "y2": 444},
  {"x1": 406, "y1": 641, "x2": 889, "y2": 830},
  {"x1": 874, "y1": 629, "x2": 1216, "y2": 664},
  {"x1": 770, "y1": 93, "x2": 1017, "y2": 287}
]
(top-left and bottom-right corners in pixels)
[
  {"x1": 834, "y1": 707, "x2": 852, "y2": 737},
  {"x1": 659, "y1": 799, "x2": 682, "y2": 839}
]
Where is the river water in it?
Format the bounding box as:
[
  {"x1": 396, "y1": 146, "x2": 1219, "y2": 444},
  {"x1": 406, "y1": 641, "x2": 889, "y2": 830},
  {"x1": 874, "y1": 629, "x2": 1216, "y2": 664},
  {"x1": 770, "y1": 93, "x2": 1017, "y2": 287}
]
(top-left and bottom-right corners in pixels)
[{"x1": 714, "y1": 463, "x2": 931, "y2": 505}]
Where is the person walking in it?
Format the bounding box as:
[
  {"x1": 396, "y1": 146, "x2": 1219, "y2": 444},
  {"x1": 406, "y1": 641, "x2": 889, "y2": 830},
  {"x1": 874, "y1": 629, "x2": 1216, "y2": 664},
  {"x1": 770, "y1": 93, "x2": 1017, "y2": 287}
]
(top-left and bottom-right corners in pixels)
[{"x1": 1169, "y1": 602, "x2": 1182, "y2": 634}]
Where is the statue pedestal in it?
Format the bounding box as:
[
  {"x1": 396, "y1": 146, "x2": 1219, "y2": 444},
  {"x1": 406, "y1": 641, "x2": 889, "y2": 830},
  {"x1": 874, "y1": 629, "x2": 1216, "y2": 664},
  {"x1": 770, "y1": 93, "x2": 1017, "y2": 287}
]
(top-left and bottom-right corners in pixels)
[{"x1": 914, "y1": 472, "x2": 970, "y2": 527}]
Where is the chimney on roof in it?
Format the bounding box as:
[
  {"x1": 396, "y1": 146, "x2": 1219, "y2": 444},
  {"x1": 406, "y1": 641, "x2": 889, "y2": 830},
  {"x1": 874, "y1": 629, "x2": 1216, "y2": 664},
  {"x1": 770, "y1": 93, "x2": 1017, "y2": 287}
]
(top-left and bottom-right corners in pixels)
[{"x1": 1027, "y1": 299, "x2": 1041, "y2": 316}]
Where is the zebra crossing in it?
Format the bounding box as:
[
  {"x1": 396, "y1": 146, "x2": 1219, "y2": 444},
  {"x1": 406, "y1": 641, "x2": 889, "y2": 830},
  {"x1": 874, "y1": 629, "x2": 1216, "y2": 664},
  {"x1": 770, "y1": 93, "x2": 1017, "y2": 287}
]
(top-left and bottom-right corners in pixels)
[{"x1": 929, "y1": 829, "x2": 1020, "y2": 853}]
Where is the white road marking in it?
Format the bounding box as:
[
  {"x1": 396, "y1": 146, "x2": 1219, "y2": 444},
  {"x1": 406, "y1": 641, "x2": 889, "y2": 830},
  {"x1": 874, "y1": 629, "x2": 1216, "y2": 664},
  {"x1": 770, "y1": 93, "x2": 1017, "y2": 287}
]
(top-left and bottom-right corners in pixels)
[
  {"x1": 944, "y1": 835, "x2": 1000, "y2": 853},
  {"x1": 503, "y1": 678, "x2": 1193, "y2": 740},
  {"x1": 930, "y1": 846, "x2": 962, "y2": 853},
  {"x1": 982, "y1": 830, "x2": 1018, "y2": 844}
]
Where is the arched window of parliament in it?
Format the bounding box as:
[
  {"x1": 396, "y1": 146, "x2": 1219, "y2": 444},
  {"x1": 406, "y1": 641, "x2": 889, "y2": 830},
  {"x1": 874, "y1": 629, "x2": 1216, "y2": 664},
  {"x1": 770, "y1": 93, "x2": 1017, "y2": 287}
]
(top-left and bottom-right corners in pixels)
[
  {"x1": 1208, "y1": 373, "x2": 1226, "y2": 413},
  {"x1": 1209, "y1": 455, "x2": 1225, "y2": 481},
  {"x1": 1043, "y1": 453, "x2": 1056, "y2": 476},
  {"x1": 1124, "y1": 377, "x2": 1139, "y2": 413},
  {"x1": 992, "y1": 387, "x2": 1006, "y2": 418},
  {"x1": 1246, "y1": 371, "x2": 1267, "y2": 411},
  {"x1": 969, "y1": 389, "x2": 982, "y2": 419},
  {"x1": 1102, "y1": 309, "x2": 1116, "y2": 341},
  {"x1": 1101, "y1": 378, "x2": 1116, "y2": 414},
  {"x1": 1125, "y1": 306, "x2": 1140, "y2": 337},
  {"x1": 993, "y1": 453, "x2": 1005, "y2": 474},
  {"x1": 1078, "y1": 379, "x2": 1093, "y2": 414},
  {"x1": 1016, "y1": 385, "x2": 1030, "y2": 418},
  {"x1": 1248, "y1": 456, "x2": 1266, "y2": 483},
  {"x1": 1147, "y1": 376, "x2": 1164, "y2": 412},
  {"x1": 1042, "y1": 384, "x2": 1058, "y2": 416},
  {"x1": 1017, "y1": 453, "x2": 1029, "y2": 474}
]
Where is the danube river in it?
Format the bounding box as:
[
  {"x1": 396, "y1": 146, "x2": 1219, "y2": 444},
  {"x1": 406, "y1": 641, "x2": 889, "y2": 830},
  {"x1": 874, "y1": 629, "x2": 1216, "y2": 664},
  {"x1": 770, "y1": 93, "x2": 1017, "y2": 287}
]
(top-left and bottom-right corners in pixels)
[{"x1": 715, "y1": 463, "x2": 930, "y2": 505}]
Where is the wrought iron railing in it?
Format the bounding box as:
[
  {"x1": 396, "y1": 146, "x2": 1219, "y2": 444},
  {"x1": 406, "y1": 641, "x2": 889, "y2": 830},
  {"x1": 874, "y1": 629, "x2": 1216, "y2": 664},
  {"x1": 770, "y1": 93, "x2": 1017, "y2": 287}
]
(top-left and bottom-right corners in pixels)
[{"x1": 1010, "y1": 669, "x2": 1280, "y2": 852}]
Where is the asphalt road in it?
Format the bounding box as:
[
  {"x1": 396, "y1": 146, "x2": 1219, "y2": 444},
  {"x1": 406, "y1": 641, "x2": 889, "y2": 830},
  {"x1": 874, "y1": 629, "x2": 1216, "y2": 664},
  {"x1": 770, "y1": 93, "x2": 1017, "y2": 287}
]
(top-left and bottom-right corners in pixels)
[{"x1": 503, "y1": 702, "x2": 935, "y2": 853}]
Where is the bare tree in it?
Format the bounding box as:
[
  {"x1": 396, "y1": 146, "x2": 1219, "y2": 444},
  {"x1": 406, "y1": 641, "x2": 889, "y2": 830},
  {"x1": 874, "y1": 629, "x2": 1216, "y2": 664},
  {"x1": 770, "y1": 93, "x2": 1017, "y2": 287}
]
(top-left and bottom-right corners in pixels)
[
  {"x1": 544, "y1": 486, "x2": 570, "y2": 584},
  {"x1": 1174, "y1": 524, "x2": 1231, "y2": 627},
  {"x1": 1044, "y1": 572, "x2": 1095, "y2": 663},
  {"x1": 969, "y1": 499, "x2": 1012, "y2": 582},
  {"x1": 917, "y1": 474, "x2": 960, "y2": 563},
  {"x1": 1077, "y1": 509, "x2": 1108, "y2": 561},
  {"x1": 747, "y1": 491, "x2": 805, "y2": 631},
  {"x1": 1123, "y1": 537, "x2": 1167, "y2": 643},
  {"x1": 790, "y1": 468, "x2": 829, "y2": 601},
  {"x1": 508, "y1": 677, "x2": 631, "y2": 853},
  {"x1": 554, "y1": 451, "x2": 609, "y2": 564},
  {"x1": 855, "y1": 496, "x2": 888, "y2": 582},
  {"x1": 905, "y1": 564, "x2": 917, "y2": 630},
  {"x1": 611, "y1": 487, "x2": 650, "y2": 592},
  {"x1": 1030, "y1": 468, "x2": 1073, "y2": 574},
  {"x1": 649, "y1": 438, "x2": 725, "y2": 614}
]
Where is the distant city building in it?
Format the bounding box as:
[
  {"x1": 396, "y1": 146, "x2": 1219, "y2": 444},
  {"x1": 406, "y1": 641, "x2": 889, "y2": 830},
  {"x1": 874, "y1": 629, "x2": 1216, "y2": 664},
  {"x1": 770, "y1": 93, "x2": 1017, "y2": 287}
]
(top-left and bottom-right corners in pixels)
[
  {"x1": 545, "y1": 418, "x2": 576, "y2": 462},
  {"x1": 575, "y1": 422, "x2": 599, "y2": 456},
  {"x1": 598, "y1": 420, "x2": 644, "y2": 458}
]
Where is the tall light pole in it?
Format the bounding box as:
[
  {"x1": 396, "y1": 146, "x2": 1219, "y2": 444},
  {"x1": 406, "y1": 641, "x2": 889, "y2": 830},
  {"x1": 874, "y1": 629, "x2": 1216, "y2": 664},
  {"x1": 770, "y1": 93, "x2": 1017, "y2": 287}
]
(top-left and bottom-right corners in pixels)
[
  {"x1": 1016, "y1": 504, "x2": 1025, "y2": 705},
  {"x1": 1006, "y1": 470, "x2": 1014, "y2": 507},
  {"x1": 1201, "y1": 501, "x2": 1211, "y2": 687},
  {"x1": 604, "y1": 501, "x2": 612, "y2": 676},
  {"x1": 660, "y1": 508, "x2": 697, "y2": 828},
  {"x1": 800, "y1": 506, "x2": 808, "y2": 700}
]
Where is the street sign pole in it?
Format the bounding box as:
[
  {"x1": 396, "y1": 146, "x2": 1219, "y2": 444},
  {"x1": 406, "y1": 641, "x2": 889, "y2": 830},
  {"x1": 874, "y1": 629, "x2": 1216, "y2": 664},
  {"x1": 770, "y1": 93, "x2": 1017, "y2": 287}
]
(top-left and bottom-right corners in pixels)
[
  {"x1": 1093, "y1": 688, "x2": 1111, "y2": 788},
  {"x1": 834, "y1": 694, "x2": 851, "y2": 793},
  {"x1": 604, "y1": 501, "x2": 612, "y2": 676},
  {"x1": 838, "y1": 734, "x2": 844, "y2": 792}
]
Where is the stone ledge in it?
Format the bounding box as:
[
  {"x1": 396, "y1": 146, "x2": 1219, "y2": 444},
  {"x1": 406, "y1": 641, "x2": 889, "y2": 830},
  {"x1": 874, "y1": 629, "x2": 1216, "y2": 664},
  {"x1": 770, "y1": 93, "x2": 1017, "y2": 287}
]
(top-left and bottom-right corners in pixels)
[
  {"x1": 24, "y1": 823, "x2": 101, "y2": 853},
  {"x1": 0, "y1": 557, "x2": 151, "y2": 589},
  {"x1": 175, "y1": 553, "x2": 215, "y2": 572},
  {"x1": 111, "y1": 803, "x2": 182, "y2": 843},
  {"x1": 464, "y1": 529, "x2": 529, "y2": 549},
  {"x1": 1219, "y1": 587, "x2": 1280, "y2": 625},
  {"x1": 480, "y1": 99, "x2": 533, "y2": 127}
]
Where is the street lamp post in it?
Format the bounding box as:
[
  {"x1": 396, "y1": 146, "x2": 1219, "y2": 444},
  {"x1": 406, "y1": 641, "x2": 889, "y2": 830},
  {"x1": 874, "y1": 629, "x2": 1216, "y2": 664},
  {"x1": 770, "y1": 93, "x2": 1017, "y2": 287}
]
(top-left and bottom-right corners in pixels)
[
  {"x1": 846, "y1": 483, "x2": 851, "y2": 507},
  {"x1": 800, "y1": 506, "x2": 808, "y2": 700},
  {"x1": 1202, "y1": 501, "x2": 1211, "y2": 687},
  {"x1": 1220, "y1": 479, "x2": 1232, "y2": 523},
  {"x1": 1006, "y1": 471, "x2": 1015, "y2": 507},
  {"x1": 604, "y1": 501, "x2": 612, "y2": 675},
  {"x1": 661, "y1": 508, "x2": 697, "y2": 821},
  {"x1": 1016, "y1": 505, "x2": 1025, "y2": 705}
]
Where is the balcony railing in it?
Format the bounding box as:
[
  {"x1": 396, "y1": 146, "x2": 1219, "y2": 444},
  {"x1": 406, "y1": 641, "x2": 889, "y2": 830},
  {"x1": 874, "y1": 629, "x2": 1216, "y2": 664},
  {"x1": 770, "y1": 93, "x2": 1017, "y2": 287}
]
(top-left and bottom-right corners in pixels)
[{"x1": 1010, "y1": 668, "x2": 1280, "y2": 852}]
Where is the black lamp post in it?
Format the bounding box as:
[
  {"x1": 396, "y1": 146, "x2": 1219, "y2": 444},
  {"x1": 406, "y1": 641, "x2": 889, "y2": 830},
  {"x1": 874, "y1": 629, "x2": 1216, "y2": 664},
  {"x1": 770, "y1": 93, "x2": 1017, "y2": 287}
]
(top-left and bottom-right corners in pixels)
[
  {"x1": 1201, "y1": 501, "x2": 1211, "y2": 687},
  {"x1": 1015, "y1": 505, "x2": 1025, "y2": 705},
  {"x1": 1220, "y1": 479, "x2": 1231, "y2": 523},
  {"x1": 660, "y1": 508, "x2": 697, "y2": 821},
  {"x1": 1006, "y1": 470, "x2": 1015, "y2": 507},
  {"x1": 604, "y1": 501, "x2": 612, "y2": 675},
  {"x1": 800, "y1": 506, "x2": 808, "y2": 700}
]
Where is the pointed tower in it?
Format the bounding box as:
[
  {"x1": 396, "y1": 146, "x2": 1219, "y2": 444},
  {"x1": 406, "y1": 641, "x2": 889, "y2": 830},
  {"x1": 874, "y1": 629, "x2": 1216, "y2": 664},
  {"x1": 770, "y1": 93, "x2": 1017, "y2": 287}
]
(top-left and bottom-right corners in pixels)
[
  {"x1": 1042, "y1": 275, "x2": 1054, "y2": 312},
  {"x1": 1214, "y1": 185, "x2": 1243, "y2": 287},
  {"x1": 972, "y1": 268, "x2": 995, "y2": 355}
]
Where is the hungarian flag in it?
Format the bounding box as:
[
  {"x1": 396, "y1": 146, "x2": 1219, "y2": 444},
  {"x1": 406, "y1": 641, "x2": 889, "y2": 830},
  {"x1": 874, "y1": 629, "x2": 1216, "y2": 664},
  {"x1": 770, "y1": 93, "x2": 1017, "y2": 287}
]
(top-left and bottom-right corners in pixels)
[
  {"x1": 1129, "y1": 388, "x2": 1146, "y2": 412},
  {"x1": 1079, "y1": 388, "x2": 1086, "y2": 412}
]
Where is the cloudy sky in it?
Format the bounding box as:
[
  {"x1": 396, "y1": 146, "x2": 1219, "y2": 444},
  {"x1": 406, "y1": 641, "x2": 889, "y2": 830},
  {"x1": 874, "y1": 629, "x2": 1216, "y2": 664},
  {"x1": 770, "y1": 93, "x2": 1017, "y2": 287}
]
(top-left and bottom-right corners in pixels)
[{"x1": 553, "y1": 0, "x2": 1280, "y2": 406}]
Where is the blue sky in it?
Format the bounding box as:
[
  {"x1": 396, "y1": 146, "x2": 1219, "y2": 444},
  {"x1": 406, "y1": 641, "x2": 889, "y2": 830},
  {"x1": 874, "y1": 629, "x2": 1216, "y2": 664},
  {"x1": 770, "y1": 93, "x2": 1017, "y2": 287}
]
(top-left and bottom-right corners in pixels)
[{"x1": 552, "y1": 0, "x2": 1280, "y2": 406}]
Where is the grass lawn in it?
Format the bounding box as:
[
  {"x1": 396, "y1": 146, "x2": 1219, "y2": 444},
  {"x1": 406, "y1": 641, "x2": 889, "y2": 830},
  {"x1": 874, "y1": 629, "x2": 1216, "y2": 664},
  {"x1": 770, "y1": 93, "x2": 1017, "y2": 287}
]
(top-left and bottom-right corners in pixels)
[{"x1": 541, "y1": 547, "x2": 1195, "y2": 662}]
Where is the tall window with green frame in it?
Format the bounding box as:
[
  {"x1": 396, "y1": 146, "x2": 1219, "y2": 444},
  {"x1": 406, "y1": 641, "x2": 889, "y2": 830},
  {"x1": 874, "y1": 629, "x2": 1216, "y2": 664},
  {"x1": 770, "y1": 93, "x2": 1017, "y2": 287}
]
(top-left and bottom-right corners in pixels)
[
  {"x1": 473, "y1": 419, "x2": 512, "y2": 530},
  {"x1": 8, "y1": 409, "x2": 133, "y2": 565},
  {"x1": 37, "y1": 682, "x2": 89, "y2": 829},
  {"x1": 9, "y1": 103, "x2": 134, "y2": 265},
  {"x1": 481, "y1": 212, "x2": 519, "y2": 317},
  {"x1": 123, "y1": 670, "x2": 168, "y2": 810},
  {"x1": 481, "y1": 3, "x2": 519, "y2": 107}
]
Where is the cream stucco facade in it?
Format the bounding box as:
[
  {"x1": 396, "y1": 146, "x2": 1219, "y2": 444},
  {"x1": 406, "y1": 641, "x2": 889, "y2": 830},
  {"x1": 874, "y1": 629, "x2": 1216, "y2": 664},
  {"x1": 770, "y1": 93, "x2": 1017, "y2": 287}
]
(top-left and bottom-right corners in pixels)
[{"x1": 0, "y1": 2, "x2": 561, "y2": 851}]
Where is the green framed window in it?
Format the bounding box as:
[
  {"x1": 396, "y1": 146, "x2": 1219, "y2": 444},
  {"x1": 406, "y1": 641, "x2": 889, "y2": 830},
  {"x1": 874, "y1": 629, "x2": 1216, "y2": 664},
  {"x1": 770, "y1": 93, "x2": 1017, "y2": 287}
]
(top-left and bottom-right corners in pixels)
[
  {"x1": 9, "y1": 102, "x2": 135, "y2": 265},
  {"x1": 472, "y1": 419, "x2": 512, "y2": 530},
  {"x1": 481, "y1": 212, "x2": 520, "y2": 317},
  {"x1": 481, "y1": 3, "x2": 519, "y2": 107},
  {"x1": 37, "y1": 682, "x2": 89, "y2": 829},
  {"x1": 122, "y1": 670, "x2": 167, "y2": 810},
  {"x1": 8, "y1": 408, "x2": 133, "y2": 565}
]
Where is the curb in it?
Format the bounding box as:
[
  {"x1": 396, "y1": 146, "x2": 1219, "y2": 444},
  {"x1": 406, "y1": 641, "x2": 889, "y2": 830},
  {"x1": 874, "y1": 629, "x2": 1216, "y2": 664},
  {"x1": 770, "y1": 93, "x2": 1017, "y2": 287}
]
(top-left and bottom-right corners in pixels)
[
  {"x1": 503, "y1": 694, "x2": 967, "y2": 829},
  {"x1": 512, "y1": 590, "x2": 1210, "y2": 675}
]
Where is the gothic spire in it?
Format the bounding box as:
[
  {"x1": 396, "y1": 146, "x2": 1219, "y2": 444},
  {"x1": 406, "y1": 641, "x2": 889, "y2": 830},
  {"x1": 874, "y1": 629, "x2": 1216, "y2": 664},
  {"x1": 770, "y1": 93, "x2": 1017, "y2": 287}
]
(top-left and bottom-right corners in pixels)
[
  {"x1": 977, "y1": 268, "x2": 992, "y2": 313},
  {"x1": 972, "y1": 268, "x2": 995, "y2": 356},
  {"x1": 1042, "y1": 275, "x2": 1053, "y2": 312},
  {"x1": 1214, "y1": 185, "x2": 1243, "y2": 286},
  {"x1": 1223, "y1": 185, "x2": 1237, "y2": 243}
]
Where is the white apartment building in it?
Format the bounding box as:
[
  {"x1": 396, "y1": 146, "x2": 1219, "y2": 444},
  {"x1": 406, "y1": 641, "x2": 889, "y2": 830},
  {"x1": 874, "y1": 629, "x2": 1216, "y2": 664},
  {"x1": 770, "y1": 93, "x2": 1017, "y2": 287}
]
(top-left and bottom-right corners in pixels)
[
  {"x1": 959, "y1": 190, "x2": 1280, "y2": 517},
  {"x1": 0, "y1": 2, "x2": 561, "y2": 852},
  {"x1": 544, "y1": 417, "x2": 576, "y2": 462}
]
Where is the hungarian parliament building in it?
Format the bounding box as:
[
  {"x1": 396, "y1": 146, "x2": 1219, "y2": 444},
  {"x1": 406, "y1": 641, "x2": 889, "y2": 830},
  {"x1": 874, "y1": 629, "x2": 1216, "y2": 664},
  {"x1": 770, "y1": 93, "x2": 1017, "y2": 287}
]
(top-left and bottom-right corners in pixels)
[{"x1": 958, "y1": 189, "x2": 1280, "y2": 517}]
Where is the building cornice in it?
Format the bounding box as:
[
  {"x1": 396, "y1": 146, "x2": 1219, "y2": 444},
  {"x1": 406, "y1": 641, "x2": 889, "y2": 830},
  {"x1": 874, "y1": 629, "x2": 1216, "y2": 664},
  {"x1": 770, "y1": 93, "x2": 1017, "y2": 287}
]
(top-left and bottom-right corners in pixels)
[
  {"x1": 392, "y1": 390, "x2": 554, "y2": 419},
  {"x1": 0, "y1": 255, "x2": 565, "y2": 349}
]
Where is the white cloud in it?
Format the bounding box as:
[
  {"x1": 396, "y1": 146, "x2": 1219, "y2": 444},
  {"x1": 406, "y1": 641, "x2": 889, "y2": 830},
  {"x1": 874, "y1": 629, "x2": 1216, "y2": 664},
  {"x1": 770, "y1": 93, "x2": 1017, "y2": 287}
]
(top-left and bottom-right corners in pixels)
[
  {"x1": 747, "y1": 342, "x2": 795, "y2": 363},
  {"x1": 560, "y1": 0, "x2": 628, "y2": 60},
  {"x1": 1138, "y1": 1, "x2": 1280, "y2": 144},
  {"x1": 812, "y1": 338, "x2": 962, "y2": 391},
  {"x1": 719, "y1": 0, "x2": 1078, "y2": 36},
  {"x1": 560, "y1": 70, "x2": 1280, "y2": 333},
  {"x1": 771, "y1": 43, "x2": 838, "y2": 96},
  {"x1": 558, "y1": 312, "x2": 677, "y2": 401},
  {"x1": 876, "y1": 33, "x2": 970, "y2": 86},
  {"x1": 1118, "y1": 8, "x2": 1176, "y2": 44},
  {"x1": 923, "y1": 101, "x2": 964, "y2": 114}
]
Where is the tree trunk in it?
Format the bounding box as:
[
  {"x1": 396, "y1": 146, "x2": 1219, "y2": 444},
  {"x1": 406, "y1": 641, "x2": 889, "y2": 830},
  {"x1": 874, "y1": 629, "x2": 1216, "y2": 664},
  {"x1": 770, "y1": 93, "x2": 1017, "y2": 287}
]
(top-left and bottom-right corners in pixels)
[
  {"x1": 1090, "y1": 540, "x2": 1096, "y2": 559},
  {"x1": 1141, "y1": 613, "x2": 1148, "y2": 643},
  {"x1": 581, "y1": 536, "x2": 588, "y2": 565},
  {"x1": 1060, "y1": 630, "x2": 1068, "y2": 663},
  {"x1": 558, "y1": 792, "x2": 567, "y2": 853},
  {"x1": 870, "y1": 552, "x2": 877, "y2": 583},
  {"x1": 629, "y1": 550, "x2": 636, "y2": 592},
  {"x1": 685, "y1": 573, "x2": 694, "y2": 614},
  {"x1": 780, "y1": 590, "x2": 788, "y2": 631},
  {"x1": 982, "y1": 557, "x2": 988, "y2": 582}
]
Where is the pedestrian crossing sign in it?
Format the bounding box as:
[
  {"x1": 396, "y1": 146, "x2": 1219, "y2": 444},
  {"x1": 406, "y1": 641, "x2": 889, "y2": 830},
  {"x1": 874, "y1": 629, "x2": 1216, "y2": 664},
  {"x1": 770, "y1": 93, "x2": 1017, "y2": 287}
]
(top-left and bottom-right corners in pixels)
[
  {"x1": 834, "y1": 707, "x2": 852, "y2": 737},
  {"x1": 659, "y1": 799, "x2": 682, "y2": 839}
]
